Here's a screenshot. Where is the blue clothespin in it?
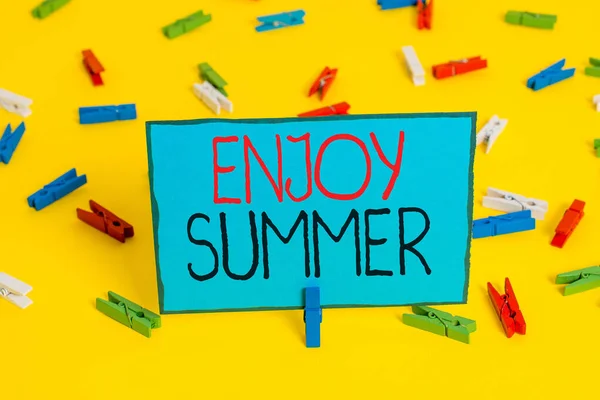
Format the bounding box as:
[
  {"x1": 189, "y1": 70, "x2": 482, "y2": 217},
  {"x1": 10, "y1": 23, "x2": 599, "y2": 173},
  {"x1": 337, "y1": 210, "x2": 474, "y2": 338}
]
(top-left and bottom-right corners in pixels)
[
  {"x1": 473, "y1": 210, "x2": 535, "y2": 239},
  {"x1": 0, "y1": 122, "x2": 25, "y2": 164},
  {"x1": 304, "y1": 286, "x2": 322, "y2": 348},
  {"x1": 527, "y1": 59, "x2": 575, "y2": 91},
  {"x1": 377, "y1": 0, "x2": 417, "y2": 10},
  {"x1": 255, "y1": 10, "x2": 305, "y2": 32},
  {"x1": 79, "y1": 104, "x2": 137, "y2": 124},
  {"x1": 27, "y1": 168, "x2": 87, "y2": 211}
]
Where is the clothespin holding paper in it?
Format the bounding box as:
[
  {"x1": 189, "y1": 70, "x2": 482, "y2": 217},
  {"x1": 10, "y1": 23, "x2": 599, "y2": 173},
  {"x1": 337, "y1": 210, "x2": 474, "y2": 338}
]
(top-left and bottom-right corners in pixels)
[
  {"x1": 402, "y1": 306, "x2": 476, "y2": 344},
  {"x1": 304, "y1": 287, "x2": 322, "y2": 348},
  {"x1": 556, "y1": 266, "x2": 600, "y2": 296},
  {"x1": 96, "y1": 292, "x2": 161, "y2": 338}
]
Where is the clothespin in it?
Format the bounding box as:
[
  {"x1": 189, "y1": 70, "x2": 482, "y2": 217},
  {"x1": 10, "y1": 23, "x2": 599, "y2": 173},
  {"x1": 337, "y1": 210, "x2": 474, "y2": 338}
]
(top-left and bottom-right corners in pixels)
[
  {"x1": 193, "y1": 82, "x2": 233, "y2": 115},
  {"x1": 432, "y1": 57, "x2": 487, "y2": 79},
  {"x1": 32, "y1": 0, "x2": 71, "y2": 19},
  {"x1": 308, "y1": 67, "x2": 337, "y2": 100},
  {"x1": 527, "y1": 59, "x2": 575, "y2": 91},
  {"x1": 377, "y1": 0, "x2": 417, "y2": 10},
  {"x1": 488, "y1": 278, "x2": 526, "y2": 338},
  {"x1": 551, "y1": 200, "x2": 585, "y2": 248},
  {"x1": 505, "y1": 11, "x2": 557, "y2": 29},
  {"x1": 473, "y1": 210, "x2": 535, "y2": 239},
  {"x1": 476, "y1": 115, "x2": 508, "y2": 154},
  {"x1": 162, "y1": 10, "x2": 212, "y2": 39},
  {"x1": 585, "y1": 58, "x2": 600, "y2": 78},
  {"x1": 304, "y1": 287, "x2": 322, "y2": 348},
  {"x1": 96, "y1": 292, "x2": 161, "y2": 338},
  {"x1": 0, "y1": 272, "x2": 33, "y2": 309},
  {"x1": 483, "y1": 188, "x2": 548, "y2": 220},
  {"x1": 255, "y1": 10, "x2": 305, "y2": 32},
  {"x1": 556, "y1": 266, "x2": 600, "y2": 296},
  {"x1": 27, "y1": 168, "x2": 87, "y2": 211},
  {"x1": 417, "y1": 0, "x2": 432, "y2": 30},
  {"x1": 82, "y1": 49, "x2": 104, "y2": 86},
  {"x1": 403, "y1": 306, "x2": 476, "y2": 344},
  {"x1": 77, "y1": 200, "x2": 134, "y2": 243},
  {"x1": 401, "y1": 46, "x2": 425, "y2": 86},
  {"x1": 0, "y1": 88, "x2": 33, "y2": 118},
  {"x1": 79, "y1": 104, "x2": 137, "y2": 124},
  {"x1": 593, "y1": 95, "x2": 600, "y2": 112},
  {"x1": 0, "y1": 122, "x2": 25, "y2": 165},
  {"x1": 198, "y1": 63, "x2": 228, "y2": 97},
  {"x1": 298, "y1": 102, "x2": 350, "y2": 117},
  {"x1": 594, "y1": 139, "x2": 600, "y2": 156}
]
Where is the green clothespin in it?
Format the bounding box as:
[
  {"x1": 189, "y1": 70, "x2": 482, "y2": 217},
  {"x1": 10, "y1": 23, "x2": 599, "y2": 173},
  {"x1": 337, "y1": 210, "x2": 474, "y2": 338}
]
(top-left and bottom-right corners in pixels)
[
  {"x1": 32, "y1": 0, "x2": 71, "y2": 19},
  {"x1": 556, "y1": 266, "x2": 600, "y2": 296},
  {"x1": 96, "y1": 292, "x2": 161, "y2": 338},
  {"x1": 163, "y1": 11, "x2": 212, "y2": 39},
  {"x1": 594, "y1": 139, "x2": 600, "y2": 157},
  {"x1": 198, "y1": 63, "x2": 228, "y2": 97},
  {"x1": 505, "y1": 11, "x2": 557, "y2": 30},
  {"x1": 402, "y1": 306, "x2": 476, "y2": 344},
  {"x1": 584, "y1": 58, "x2": 600, "y2": 78}
]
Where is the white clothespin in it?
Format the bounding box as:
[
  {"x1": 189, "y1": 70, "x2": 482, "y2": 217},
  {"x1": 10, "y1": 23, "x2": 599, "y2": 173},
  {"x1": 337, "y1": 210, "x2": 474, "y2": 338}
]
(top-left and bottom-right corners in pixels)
[
  {"x1": 476, "y1": 115, "x2": 508, "y2": 154},
  {"x1": 482, "y1": 187, "x2": 548, "y2": 220},
  {"x1": 401, "y1": 46, "x2": 425, "y2": 86},
  {"x1": 193, "y1": 82, "x2": 233, "y2": 115},
  {"x1": 0, "y1": 88, "x2": 33, "y2": 118},
  {"x1": 593, "y1": 94, "x2": 600, "y2": 112},
  {"x1": 0, "y1": 272, "x2": 33, "y2": 309}
]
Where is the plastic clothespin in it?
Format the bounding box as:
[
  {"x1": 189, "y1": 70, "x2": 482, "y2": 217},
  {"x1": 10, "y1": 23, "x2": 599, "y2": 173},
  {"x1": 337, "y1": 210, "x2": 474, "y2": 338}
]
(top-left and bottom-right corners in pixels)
[
  {"x1": 193, "y1": 82, "x2": 233, "y2": 115},
  {"x1": 308, "y1": 67, "x2": 338, "y2": 101},
  {"x1": 401, "y1": 46, "x2": 425, "y2": 86},
  {"x1": 27, "y1": 168, "x2": 87, "y2": 211},
  {"x1": 96, "y1": 292, "x2": 161, "y2": 338},
  {"x1": 82, "y1": 49, "x2": 104, "y2": 86},
  {"x1": 585, "y1": 58, "x2": 600, "y2": 78},
  {"x1": 32, "y1": 0, "x2": 71, "y2": 19},
  {"x1": 488, "y1": 278, "x2": 526, "y2": 338},
  {"x1": 476, "y1": 115, "x2": 508, "y2": 154},
  {"x1": 163, "y1": 10, "x2": 212, "y2": 39},
  {"x1": 551, "y1": 199, "x2": 585, "y2": 248},
  {"x1": 556, "y1": 266, "x2": 600, "y2": 296},
  {"x1": 0, "y1": 272, "x2": 33, "y2": 309},
  {"x1": 377, "y1": 0, "x2": 417, "y2": 10},
  {"x1": 483, "y1": 188, "x2": 548, "y2": 220},
  {"x1": 0, "y1": 122, "x2": 25, "y2": 165},
  {"x1": 473, "y1": 210, "x2": 535, "y2": 239},
  {"x1": 255, "y1": 10, "x2": 305, "y2": 32},
  {"x1": 198, "y1": 63, "x2": 228, "y2": 97},
  {"x1": 0, "y1": 88, "x2": 33, "y2": 118},
  {"x1": 593, "y1": 95, "x2": 600, "y2": 112},
  {"x1": 298, "y1": 102, "x2": 350, "y2": 117},
  {"x1": 505, "y1": 11, "x2": 557, "y2": 29},
  {"x1": 79, "y1": 104, "x2": 137, "y2": 124},
  {"x1": 432, "y1": 57, "x2": 487, "y2": 79},
  {"x1": 403, "y1": 306, "x2": 476, "y2": 344},
  {"x1": 527, "y1": 59, "x2": 575, "y2": 91},
  {"x1": 304, "y1": 287, "x2": 322, "y2": 348},
  {"x1": 417, "y1": 0, "x2": 432, "y2": 30},
  {"x1": 77, "y1": 200, "x2": 134, "y2": 243}
]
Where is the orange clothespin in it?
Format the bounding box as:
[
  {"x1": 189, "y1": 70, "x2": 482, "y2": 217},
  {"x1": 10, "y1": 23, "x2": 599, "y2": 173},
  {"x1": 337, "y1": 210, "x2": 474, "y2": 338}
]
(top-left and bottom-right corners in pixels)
[
  {"x1": 308, "y1": 67, "x2": 337, "y2": 100},
  {"x1": 432, "y1": 56, "x2": 487, "y2": 79},
  {"x1": 82, "y1": 49, "x2": 105, "y2": 86},
  {"x1": 488, "y1": 278, "x2": 526, "y2": 338},
  {"x1": 417, "y1": 0, "x2": 432, "y2": 30},
  {"x1": 76, "y1": 200, "x2": 134, "y2": 243},
  {"x1": 298, "y1": 102, "x2": 350, "y2": 117},
  {"x1": 551, "y1": 199, "x2": 585, "y2": 248}
]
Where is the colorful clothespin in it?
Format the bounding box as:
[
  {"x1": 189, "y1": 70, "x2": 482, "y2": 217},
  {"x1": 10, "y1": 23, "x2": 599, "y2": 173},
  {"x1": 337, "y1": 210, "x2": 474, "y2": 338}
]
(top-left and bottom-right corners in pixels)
[
  {"x1": 556, "y1": 266, "x2": 600, "y2": 296},
  {"x1": 527, "y1": 59, "x2": 575, "y2": 91},
  {"x1": 82, "y1": 49, "x2": 104, "y2": 86},
  {"x1": 0, "y1": 88, "x2": 32, "y2": 118},
  {"x1": 79, "y1": 104, "x2": 137, "y2": 124},
  {"x1": 255, "y1": 10, "x2": 305, "y2": 32},
  {"x1": 0, "y1": 272, "x2": 33, "y2": 309},
  {"x1": 593, "y1": 95, "x2": 600, "y2": 112},
  {"x1": 432, "y1": 57, "x2": 487, "y2": 79},
  {"x1": 377, "y1": 0, "x2": 417, "y2": 10},
  {"x1": 27, "y1": 168, "x2": 87, "y2": 211},
  {"x1": 473, "y1": 210, "x2": 535, "y2": 239},
  {"x1": 0, "y1": 122, "x2": 25, "y2": 165},
  {"x1": 308, "y1": 67, "x2": 337, "y2": 100},
  {"x1": 401, "y1": 46, "x2": 425, "y2": 86},
  {"x1": 162, "y1": 10, "x2": 212, "y2": 39},
  {"x1": 77, "y1": 200, "x2": 134, "y2": 243},
  {"x1": 551, "y1": 199, "x2": 585, "y2": 248},
  {"x1": 483, "y1": 188, "x2": 548, "y2": 220},
  {"x1": 403, "y1": 306, "x2": 476, "y2": 344},
  {"x1": 193, "y1": 81, "x2": 233, "y2": 115},
  {"x1": 32, "y1": 0, "x2": 71, "y2": 19},
  {"x1": 585, "y1": 58, "x2": 600, "y2": 78},
  {"x1": 505, "y1": 11, "x2": 557, "y2": 29},
  {"x1": 198, "y1": 63, "x2": 228, "y2": 97},
  {"x1": 594, "y1": 139, "x2": 600, "y2": 156},
  {"x1": 488, "y1": 278, "x2": 526, "y2": 338},
  {"x1": 417, "y1": 0, "x2": 432, "y2": 30},
  {"x1": 304, "y1": 287, "x2": 322, "y2": 348},
  {"x1": 476, "y1": 115, "x2": 508, "y2": 154},
  {"x1": 298, "y1": 102, "x2": 350, "y2": 117},
  {"x1": 96, "y1": 292, "x2": 161, "y2": 338}
]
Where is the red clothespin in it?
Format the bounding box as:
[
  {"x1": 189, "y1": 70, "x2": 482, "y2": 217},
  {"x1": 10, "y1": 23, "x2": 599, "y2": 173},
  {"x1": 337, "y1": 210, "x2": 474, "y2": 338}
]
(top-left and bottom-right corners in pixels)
[
  {"x1": 432, "y1": 56, "x2": 487, "y2": 79},
  {"x1": 82, "y1": 49, "x2": 105, "y2": 86},
  {"x1": 488, "y1": 278, "x2": 525, "y2": 338},
  {"x1": 417, "y1": 0, "x2": 432, "y2": 30},
  {"x1": 298, "y1": 102, "x2": 350, "y2": 117},
  {"x1": 551, "y1": 199, "x2": 585, "y2": 248},
  {"x1": 76, "y1": 200, "x2": 134, "y2": 243},
  {"x1": 308, "y1": 67, "x2": 337, "y2": 100}
]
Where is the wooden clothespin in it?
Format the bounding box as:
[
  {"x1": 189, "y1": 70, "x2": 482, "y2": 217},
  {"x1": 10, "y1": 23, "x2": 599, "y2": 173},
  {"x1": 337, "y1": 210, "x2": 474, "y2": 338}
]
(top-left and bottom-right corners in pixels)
[
  {"x1": 417, "y1": 0, "x2": 432, "y2": 30},
  {"x1": 482, "y1": 188, "x2": 548, "y2": 220},
  {"x1": 27, "y1": 168, "x2": 87, "y2": 211},
  {"x1": 0, "y1": 272, "x2": 33, "y2": 309},
  {"x1": 556, "y1": 266, "x2": 600, "y2": 296},
  {"x1": 432, "y1": 56, "x2": 487, "y2": 79},
  {"x1": 473, "y1": 210, "x2": 535, "y2": 239},
  {"x1": 488, "y1": 278, "x2": 526, "y2": 338},
  {"x1": 82, "y1": 50, "x2": 104, "y2": 86},
  {"x1": 298, "y1": 102, "x2": 350, "y2": 117},
  {"x1": 0, "y1": 122, "x2": 25, "y2": 164},
  {"x1": 96, "y1": 292, "x2": 161, "y2": 338},
  {"x1": 476, "y1": 115, "x2": 508, "y2": 154},
  {"x1": 403, "y1": 306, "x2": 476, "y2": 344},
  {"x1": 505, "y1": 11, "x2": 557, "y2": 29},
  {"x1": 308, "y1": 67, "x2": 337, "y2": 100},
  {"x1": 551, "y1": 199, "x2": 585, "y2": 248},
  {"x1": 77, "y1": 200, "x2": 134, "y2": 243},
  {"x1": 527, "y1": 59, "x2": 575, "y2": 91},
  {"x1": 304, "y1": 287, "x2": 322, "y2": 348}
]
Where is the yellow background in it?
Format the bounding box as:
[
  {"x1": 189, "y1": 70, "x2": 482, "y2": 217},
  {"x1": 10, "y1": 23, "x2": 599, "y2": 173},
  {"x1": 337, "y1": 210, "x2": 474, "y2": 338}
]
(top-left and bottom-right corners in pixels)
[{"x1": 1, "y1": 0, "x2": 598, "y2": 399}]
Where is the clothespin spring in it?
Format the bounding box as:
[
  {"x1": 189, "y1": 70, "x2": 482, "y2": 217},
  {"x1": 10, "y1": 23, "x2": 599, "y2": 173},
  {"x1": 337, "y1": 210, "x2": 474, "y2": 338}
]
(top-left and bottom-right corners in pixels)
[
  {"x1": 0, "y1": 287, "x2": 9, "y2": 298},
  {"x1": 503, "y1": 195, "x2": 531, "y2": 210}
]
